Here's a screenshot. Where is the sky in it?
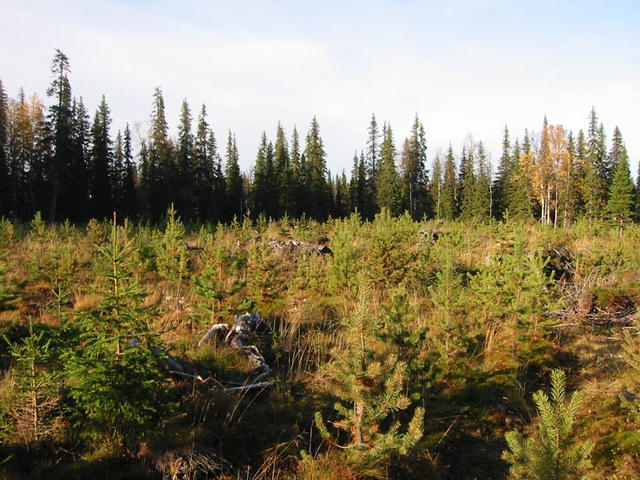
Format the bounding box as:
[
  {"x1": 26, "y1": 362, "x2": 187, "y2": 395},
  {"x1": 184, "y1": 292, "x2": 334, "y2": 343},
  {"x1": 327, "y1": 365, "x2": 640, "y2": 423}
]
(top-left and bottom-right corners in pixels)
[{"x1": 1, "y1": 0, "x2": 639, "y2": 176}]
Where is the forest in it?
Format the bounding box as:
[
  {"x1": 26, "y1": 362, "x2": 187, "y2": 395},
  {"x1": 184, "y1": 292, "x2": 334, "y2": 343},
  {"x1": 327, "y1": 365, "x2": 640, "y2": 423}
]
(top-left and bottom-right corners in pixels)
[{"x1": 0, "y1": 51, "x2": 639, "y2": 479}]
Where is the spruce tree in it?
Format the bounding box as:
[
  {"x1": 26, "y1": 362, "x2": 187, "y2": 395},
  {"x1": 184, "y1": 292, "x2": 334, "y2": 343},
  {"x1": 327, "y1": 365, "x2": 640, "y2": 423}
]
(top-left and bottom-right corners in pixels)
[
  {"x1": 304, "y1": 116, "x2": 330, "y2": 220},
  {"x1": 506, "y1": 137, "x2": 533, "y2": 221},
  {"x1": 376, "y1": 123, "x2": 401, "y2": 216},
  {"x1": 430, "y1": 153, "x2": 443, "y2": 219},
  {"x1": 175, "y1": 99, "x2": 196, "y2": 222},
  {"x1": 46, "y1": 49, "x2": 74, "y2": 222},
  {"x1": 121, "y1": 124, "x2": 137, "y2": 219},
  {"x1": 493, "y1": 126, "x2": 512, "y2": 220},
  {"x1": 583, "y1": 108, "x2": 608, "y2": 218},
  {"x1": 88, "y1": 95, "x2": 113, "y2": 219},
  {"x1": 193, "y1": 105, "x2": 216, "y2": 222},
  {"x1": 458, "y1": 145, "x2": 476, "y2": 220},
  {"x1": 112, "y1": 130, "x2": 125, "y2": 214},
  {"x1": 274, "y1": 122, "x2": 290, "y2": 216},
  {"x1": 2, "y1": 320, "x2": 61, "y2": 444},
  {"x1": 349, "y1": 151, "x2": 367, "y2": 216},
  {"x1": 147, "y1": 87, "x2": 173, "y2": 220},
  {"x1": 608, "y1": 126, "x2": 628, "y2": 178},
  {"x1": 64, "y1": 216, "x2": 171, "y2": 449},
  {"x1": 472, "y1": 141, "x2": 491, "y2": 220},
  {"x1": 441, "y1": 144, "x2": 458, "y2": 220},
  {"x1": 289, "y1": 125, "x2": 304, "y2": 217},
  {"x1": 401, "y1": 115, "x2": 430, "y2": 219},
  {"x1": 69, "y1": 97, "x2": 90, "y2": 221},
  {"x1": 251, "y1": 132, "x2": 277, "y2": 218},
  {"x1": 0, "y1": 80, "x2": 9, "y2": 217},
  {"x1": 364, "y1": 113, "x2": 380, "y2": 219},
  {"x1": 606, "y1": 151, "x2": 635, "y2": 229},
  {"x1": 224, "y1": 131, "x2": 243, "y2": 221}
]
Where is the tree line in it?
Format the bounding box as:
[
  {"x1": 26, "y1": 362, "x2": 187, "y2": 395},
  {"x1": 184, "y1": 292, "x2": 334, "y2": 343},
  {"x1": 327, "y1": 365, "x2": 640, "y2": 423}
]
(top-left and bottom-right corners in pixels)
[{"x1": 0, "y1": 50, "x2": 636, "y2": 226}]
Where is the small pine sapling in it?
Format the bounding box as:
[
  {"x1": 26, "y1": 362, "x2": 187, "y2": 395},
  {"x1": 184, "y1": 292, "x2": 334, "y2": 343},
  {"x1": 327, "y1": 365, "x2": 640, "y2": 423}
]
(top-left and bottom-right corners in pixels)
[
  {"x1": 502, "y1": 369, "x2": 593, "y2": 480},
  {"x1": 314, "y1": 282, "x2": 424, "y2": 477}
]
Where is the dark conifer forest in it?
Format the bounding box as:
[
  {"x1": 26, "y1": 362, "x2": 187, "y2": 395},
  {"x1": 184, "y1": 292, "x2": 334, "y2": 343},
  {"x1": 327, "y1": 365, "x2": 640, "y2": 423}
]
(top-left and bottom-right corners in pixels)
[{"x1": 1, "y1": 51, "x2": 640, "y2": 479}]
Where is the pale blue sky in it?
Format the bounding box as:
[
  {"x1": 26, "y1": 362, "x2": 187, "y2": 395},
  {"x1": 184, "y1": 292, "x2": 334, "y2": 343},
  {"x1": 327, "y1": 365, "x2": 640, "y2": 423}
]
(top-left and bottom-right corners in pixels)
[{"x1": 1, "y1": 0, "x2": 638, "y2": 175}]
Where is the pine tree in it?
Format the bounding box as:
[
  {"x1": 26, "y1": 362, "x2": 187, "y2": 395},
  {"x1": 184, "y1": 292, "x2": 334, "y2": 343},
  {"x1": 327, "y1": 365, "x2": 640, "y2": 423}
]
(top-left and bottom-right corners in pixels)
[
  {"x1": 503, "y1": 369, "x2": 593, "y2": 480},
  {"x1": 314, "y1": 282, "x2": 424, "y2": 476},
  {"x1": 88, "y1": 95, "x2": 113, "y2": 219},
  {"x1": 606, "y1": 150, "x2": 634, "y2": 229},
  {"x1": 376, "y1": 123, "x2": 401, "y2": 216}
]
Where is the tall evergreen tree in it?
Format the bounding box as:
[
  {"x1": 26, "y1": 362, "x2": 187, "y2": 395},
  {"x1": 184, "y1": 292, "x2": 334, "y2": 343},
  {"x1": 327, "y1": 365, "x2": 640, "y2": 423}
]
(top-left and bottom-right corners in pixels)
[
  {"x1": 274, "y1": 122, "x2": 290, "y2": 216},
  {"x1": 493, "y1": 125, "x2": 512, "y2": 220},
  {"x1": 224, "y1": 131, "x2": 243, "y2": 221},
  {"x1": 193, "y1": 105, "x2": 214, "y2": 222},
  {"x1": 583, "y1": 108, "x2": 608, "y2": 218},
  {"x1": 46, "y1": 49, "x2": 74, "y2": 222},
  {"x1": 121, "y1": 124, "x2": 137, "y2": 219},
  {"x1": 376, "y1": 122, "x2": 401, "y2": 216},
  {"x1": 0, "y1": 80, "x2": 8, "y2": 216},
  {"x1": 472, "y1": 141, "x2": 492, "y2": 220},
  {"x1": 146, "y1": 87, "x2": 173, "y2": 220},
  {"x1": 88, "y1": 95, "x2": 113, "y2": 219},
  {"x1": 608, "y1": 126, "x2": 628, "y2": 177},
  {"x1": 430, "y1": 153, "x2": 443, "y2": 219},
  {"x1": 441, "y1": 144, "x2": 458, "y2": 220},
  {"x1": 69, "y1": 97, "x2": 90, "y2": 221},
  {"x1": 289, "y1": 126, "x2": 304, "y2": 217},
  {"x1": 606, "y1": 151, "x2": 635, "y2": 229},
  {"x1": 304, "y1": 116, "x2": 330, "y2": 220},
  {"x1": 175, "y1": 99, "x2": 196, "y2": 222},
  {"x1": 401, "y1": 115, "x2": 430, "y2": 219},
  {"x1": 333, "y1": 171, "x2": 350, "y2": 218},
  {"x1": 506, "y1": 139, "x2": 533, "y2": 220},
  {"x1": 112, "y1": 130, "x2": 125, "y2": 214},
  {"x1": 458, "y1": 145, "x2": 476, "y2": 220},
  {"x1": 350, "y1": 151, "x2": 367, "y2": 216},
  {"x1": 363, "y1": 113, "x2": 380, "y2": 219},
  {"x1": 251, "y1": 132, "x2": 277, "y2": 218}
]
